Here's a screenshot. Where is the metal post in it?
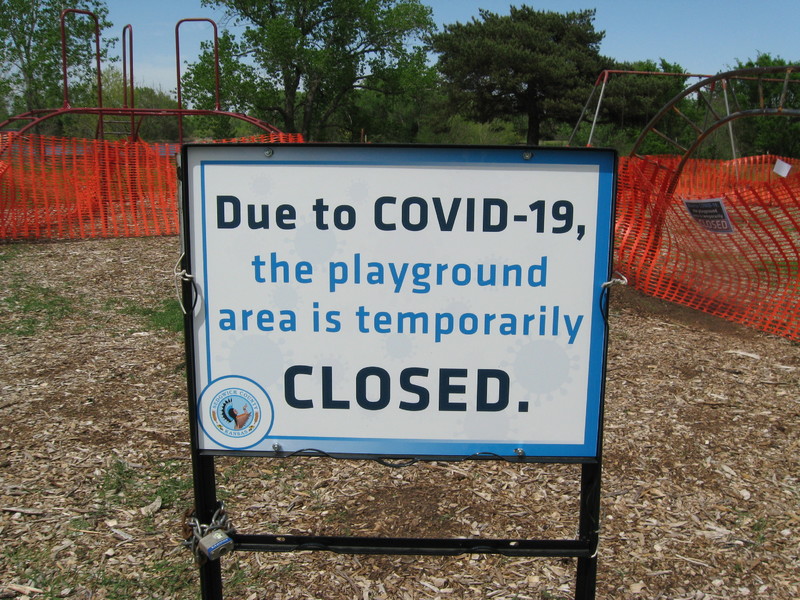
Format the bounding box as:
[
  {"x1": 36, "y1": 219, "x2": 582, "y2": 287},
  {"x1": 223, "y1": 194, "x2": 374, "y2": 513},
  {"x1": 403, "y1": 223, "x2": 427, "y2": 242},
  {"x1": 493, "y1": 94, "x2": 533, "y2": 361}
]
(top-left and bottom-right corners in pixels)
[
  {"x1": 181, "y1": 241, "x2": 224, "y2": 599},
  {"x1": 175, "y1": 19, "x2": 221, "y2": 145},
  {"x1": 587, "y1": 73, "x2": 610, "y2": 148},
  {"x1": 575, "y1": 462, "x2": 601, "y2": 599},
  {"x1": 568, "y1": 75, "x2": 600, "y2": 146},
  {"x1": 721, "y1": 80, "x2": 738, "y2": 163},
  {"x1": 60, "y1": 9, "x2": 104, "y2": 136},
  {"x1": 194, "y1": 455, "x2": 224, "y2": 600},
  {"x1": 122, "y1": 24, "x2": 136, "y2": 139}
]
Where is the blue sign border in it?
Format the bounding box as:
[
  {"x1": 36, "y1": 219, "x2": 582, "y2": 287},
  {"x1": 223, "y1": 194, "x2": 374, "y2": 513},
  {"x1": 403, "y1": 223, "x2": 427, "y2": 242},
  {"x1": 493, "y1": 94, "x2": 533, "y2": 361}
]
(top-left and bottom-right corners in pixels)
[{"x1": 183, "y1": 143, "x2": 616, "y2": 460}]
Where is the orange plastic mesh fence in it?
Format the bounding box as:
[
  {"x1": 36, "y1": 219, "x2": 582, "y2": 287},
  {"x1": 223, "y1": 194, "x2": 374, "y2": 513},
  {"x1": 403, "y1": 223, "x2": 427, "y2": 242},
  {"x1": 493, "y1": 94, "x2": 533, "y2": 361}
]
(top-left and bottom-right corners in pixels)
[
  {"x1": 616, "y1": 154, "x2": 800, "y2": 341},
  {"x1": 1, "y1": 134, "x2": 798, "y2": 340},
  {"x1": 0, "y1": 132, "x2": 302, "y2": 240}
]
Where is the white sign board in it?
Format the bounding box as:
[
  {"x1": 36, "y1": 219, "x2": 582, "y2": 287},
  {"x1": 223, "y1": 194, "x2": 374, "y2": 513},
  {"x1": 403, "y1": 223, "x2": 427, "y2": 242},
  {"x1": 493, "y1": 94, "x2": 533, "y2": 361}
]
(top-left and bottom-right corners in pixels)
[{"x1": 181, "y1": 144, "x2": 615, "y2": 459}]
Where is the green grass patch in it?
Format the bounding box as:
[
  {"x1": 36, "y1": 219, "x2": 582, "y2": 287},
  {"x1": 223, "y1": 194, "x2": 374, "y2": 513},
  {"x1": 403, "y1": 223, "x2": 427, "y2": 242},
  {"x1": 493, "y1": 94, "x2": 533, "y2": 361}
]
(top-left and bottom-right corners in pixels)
[
  {"x1": 750, "y1": 516, "x2": 770, "y2": 545},
  {"x1": 3, "y1": 544, "x2": 76, "y2": 599},
  {"x1": 0, "y1": 244, "x2": 24, "y2": 262},
  {"x1": 118, "y1": 297, "x2": 184, "y2": 333},
  {"x1": 0, "y1": 276, "x2": 74, "y2": 335},
  {"x1": 102, "y1": 457, "x2": 193, "y2": 513},
  {"x1": 79, "y1": 560, "x2": 195, "y2": 600},
  {"x1": 102, "y1": 458, "x2": 139, "y2": 499},
  {"x1": 68, "y1": 516, "x2": 94, "y2": 532},
  {"x1": 153, "y1": 459, "x2": 194, "y2": 508}
]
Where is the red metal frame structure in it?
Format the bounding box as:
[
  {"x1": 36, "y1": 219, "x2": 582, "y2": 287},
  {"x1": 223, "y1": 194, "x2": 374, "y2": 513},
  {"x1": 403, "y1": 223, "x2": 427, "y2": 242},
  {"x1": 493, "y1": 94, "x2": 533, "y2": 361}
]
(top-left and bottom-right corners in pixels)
[
  {"x1": 620, "y1": 65, "x2": 800, "y2": 272},
  {"x1": 0, "y1": 9, "x2": 286, "y2": 146},
  {"x1": 61, "y1": 8, "x2": 105, "y2": 133},
  {"x1": 568, "y1": 69, "x2": 713, "y2": 148},
  {"x1": 175, "y1": 18, "x2": 223, "y2": 143},
  {"x1": 605, "y1": 66, "x2": 800, "y2": 344},
  {"x1": 121, "y1": 23, "x2": 135, "y2": 137},
  {"x1": 572, "y1": 67, "x2": 800, "y2": 173},
  {"x1": 628, "y1": 65, "x2": 800, "y2": 195}
]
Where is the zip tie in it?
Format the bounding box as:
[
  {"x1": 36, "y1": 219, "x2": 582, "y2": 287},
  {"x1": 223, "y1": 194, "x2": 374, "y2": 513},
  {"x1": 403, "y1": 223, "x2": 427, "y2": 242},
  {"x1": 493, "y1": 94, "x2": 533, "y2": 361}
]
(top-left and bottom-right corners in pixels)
[
  {"x1": 601, "y1": 272, "x2": 628, "y2": 289},
  {"x1": 590, "y1": 537, "x2": 600, "y2": 559},
  {"x1": 173, "y1": 253, "x2": 197, "y2": 315},
  {"x1": 599, "y1": 272, "x2": 627, "y2": 322}
]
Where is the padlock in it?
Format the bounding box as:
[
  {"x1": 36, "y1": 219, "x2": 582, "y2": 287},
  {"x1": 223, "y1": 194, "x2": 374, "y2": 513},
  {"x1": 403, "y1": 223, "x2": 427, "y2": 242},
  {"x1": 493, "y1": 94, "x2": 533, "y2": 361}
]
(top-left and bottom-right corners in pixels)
[{"x1": 197, "y1": 529, "x2": 234, "y2": 561}]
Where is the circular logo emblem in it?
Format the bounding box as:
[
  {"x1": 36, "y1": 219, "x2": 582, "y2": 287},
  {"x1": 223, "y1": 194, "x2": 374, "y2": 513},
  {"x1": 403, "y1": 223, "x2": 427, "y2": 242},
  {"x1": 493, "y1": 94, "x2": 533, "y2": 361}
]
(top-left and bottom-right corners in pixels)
[
  {"x1": 211, "y1": 387, "x2": 258, "y2": 437},
  {"x1": 198, "y1": 376, "x2": 273, "y2": 449}
]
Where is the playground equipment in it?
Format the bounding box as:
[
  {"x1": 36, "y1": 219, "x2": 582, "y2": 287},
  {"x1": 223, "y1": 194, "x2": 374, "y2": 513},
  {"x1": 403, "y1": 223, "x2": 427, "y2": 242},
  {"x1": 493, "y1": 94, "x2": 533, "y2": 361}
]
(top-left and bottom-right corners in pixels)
[
  {"x1": 0, "y1": 9, "x2": 300, "y2": 239},
  {"x1": 0, "y1": 9, "x2": 292, "y2": 142},
  {"x1": 0, "y1": 11, "x2": 797, "y2": 342},
  {"x1": 582, "y1": 67, "x2": 800, "y2": 340}
]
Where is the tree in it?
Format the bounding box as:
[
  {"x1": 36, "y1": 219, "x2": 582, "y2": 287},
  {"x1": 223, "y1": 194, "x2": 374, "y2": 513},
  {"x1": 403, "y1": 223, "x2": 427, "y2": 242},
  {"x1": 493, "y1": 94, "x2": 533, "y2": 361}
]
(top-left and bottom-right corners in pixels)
[
  {"x1": 343, "y1": 47, "x2": 440, "y2": 142},
  {"x1": 185, "y1": 0, "x2": 435, "y2": 140},
  {"x1": 430, "y1": 6, "x2": 605, "y2": 145},
  {"x1": 51, "y1": 67, "x2": 186, "y2": 141},
  {"x1": 0, "y1": 76, "x2": 12, "y2": 122},
  {"x1": 566, "y1": 59, "x2": 689, "y2": 151},
  {"x1": 0, "y1": 0, "x2": 114, "y2": 119},
  {"x1": 600, "y1": 60, "x2": 687, "y2": 130},
  {"x1": 181, "y1": 30, "x2": 256, "y2": 116},
  {"x1": 730, "y1": 53, "x2": 800, "y2": 157}
]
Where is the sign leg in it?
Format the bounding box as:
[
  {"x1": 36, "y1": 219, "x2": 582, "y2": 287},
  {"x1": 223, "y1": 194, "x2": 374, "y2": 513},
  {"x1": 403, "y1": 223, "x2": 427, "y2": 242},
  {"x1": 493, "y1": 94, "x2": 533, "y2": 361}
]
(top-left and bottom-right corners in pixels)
[
  {"x1": 575, "y1": 555, "x2": 598, "y2": 600},
  {"x1": 575, "y1": 462, "x2": 601, "y2": 599},
  {"x1": 193, "y1": 454, "x2": 224, "y2": 600}
]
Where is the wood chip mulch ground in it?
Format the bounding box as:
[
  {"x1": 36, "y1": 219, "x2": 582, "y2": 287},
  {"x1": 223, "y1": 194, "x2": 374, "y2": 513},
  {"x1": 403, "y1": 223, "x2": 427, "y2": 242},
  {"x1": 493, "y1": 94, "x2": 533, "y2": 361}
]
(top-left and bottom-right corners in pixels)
[{"x1": 0, "y1": 236, "x2": 797, "y2": 599}]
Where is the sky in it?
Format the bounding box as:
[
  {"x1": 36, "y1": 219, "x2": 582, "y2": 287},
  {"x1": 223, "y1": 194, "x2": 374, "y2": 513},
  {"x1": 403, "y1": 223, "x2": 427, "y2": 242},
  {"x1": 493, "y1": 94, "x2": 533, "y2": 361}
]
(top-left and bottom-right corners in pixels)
[{"x1": 100, "y1": 0, "x2": 800, "y2": 92}]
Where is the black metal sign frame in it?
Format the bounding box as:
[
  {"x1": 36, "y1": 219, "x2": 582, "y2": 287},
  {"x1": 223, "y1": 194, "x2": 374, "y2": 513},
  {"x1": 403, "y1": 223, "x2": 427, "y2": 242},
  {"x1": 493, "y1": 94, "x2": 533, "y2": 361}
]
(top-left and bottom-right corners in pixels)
[{"x1": 179, "y1": 143, "x2": 616, "y2": 600}]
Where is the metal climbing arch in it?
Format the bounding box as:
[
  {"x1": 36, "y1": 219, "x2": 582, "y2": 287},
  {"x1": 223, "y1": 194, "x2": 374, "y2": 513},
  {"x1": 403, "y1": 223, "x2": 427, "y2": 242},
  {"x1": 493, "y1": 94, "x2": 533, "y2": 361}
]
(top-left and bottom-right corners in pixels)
[
  {"x1": 608, "y1": 66, "x2": 800, "y2": 341},
  {"x1": 629, "y1": 65, "x2": 800, "y2": 194}
]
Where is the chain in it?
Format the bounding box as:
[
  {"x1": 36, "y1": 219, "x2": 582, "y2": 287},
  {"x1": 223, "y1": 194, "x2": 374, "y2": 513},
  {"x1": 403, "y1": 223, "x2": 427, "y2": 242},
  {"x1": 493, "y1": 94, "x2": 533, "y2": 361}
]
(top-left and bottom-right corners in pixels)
[{"x1": 183, "y1": 502, "x2": 233, "y2": 564}]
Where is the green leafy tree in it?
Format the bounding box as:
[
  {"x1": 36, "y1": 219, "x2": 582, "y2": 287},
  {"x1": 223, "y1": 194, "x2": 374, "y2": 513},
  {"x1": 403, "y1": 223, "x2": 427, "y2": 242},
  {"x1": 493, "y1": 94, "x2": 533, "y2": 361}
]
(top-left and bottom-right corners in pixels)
[
  {"x1": 600, "y1": 60, "x2": 687, "y2": 130},
  {"x1": 568, "y1": 59, "x2": 689, "y2": 151},
  {"x1": 132, "y1": 86, "x2": 183, "y2": 142},
  {"x1": 180, "y1": 30, "x2": 267, "y2": 139},
  {"x1": 184, "y1": 0, "x2": 435, "y2": 140},
  {"x1": 730, "y1": 53, "x2": 800, "y2": 157},
  {"x1": 96, "y1": 68, "x2": 183, "y2": 141},
  {"x1": 0, "y1": 0, "x2": 114, "y2": 119},
  {"x1": 430, "y1": 6, "x2": 605, "y2": 145},
  {"x1": 343, "y1": 47, "x2": 439, "y2": 142},
  {"x1": 417, "y1": 114, "x2": 523, "y2": 145},
  {"x1": 181, "y1": 30, "x2": 261, "y2": 117},
  {"x1": 0, "y1": 78, "x2": 12, "y2": 122},
  {"x1": 40, "y1": 66, "x2": 184, "y2": 141}
]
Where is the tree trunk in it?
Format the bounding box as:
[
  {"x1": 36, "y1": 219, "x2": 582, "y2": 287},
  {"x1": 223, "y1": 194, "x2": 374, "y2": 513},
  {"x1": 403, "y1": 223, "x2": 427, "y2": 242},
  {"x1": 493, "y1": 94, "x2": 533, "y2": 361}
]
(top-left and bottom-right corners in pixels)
[{"x1": 526, "y1": 101, "x2": 541, "y2": 146}]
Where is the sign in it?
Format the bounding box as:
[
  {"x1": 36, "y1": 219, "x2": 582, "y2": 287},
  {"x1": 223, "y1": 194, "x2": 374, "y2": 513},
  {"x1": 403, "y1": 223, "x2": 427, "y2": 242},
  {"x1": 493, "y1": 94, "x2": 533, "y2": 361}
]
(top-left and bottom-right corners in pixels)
[
  {"x1": 683, "y1": 197, "x2": 734, "y2": 233},
  {"x1": 181, "y1": 144, "x2": 616, "y2": 459},
  {"x1": 774, "y1": 158, "x2": 792, "y2": 178}
]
